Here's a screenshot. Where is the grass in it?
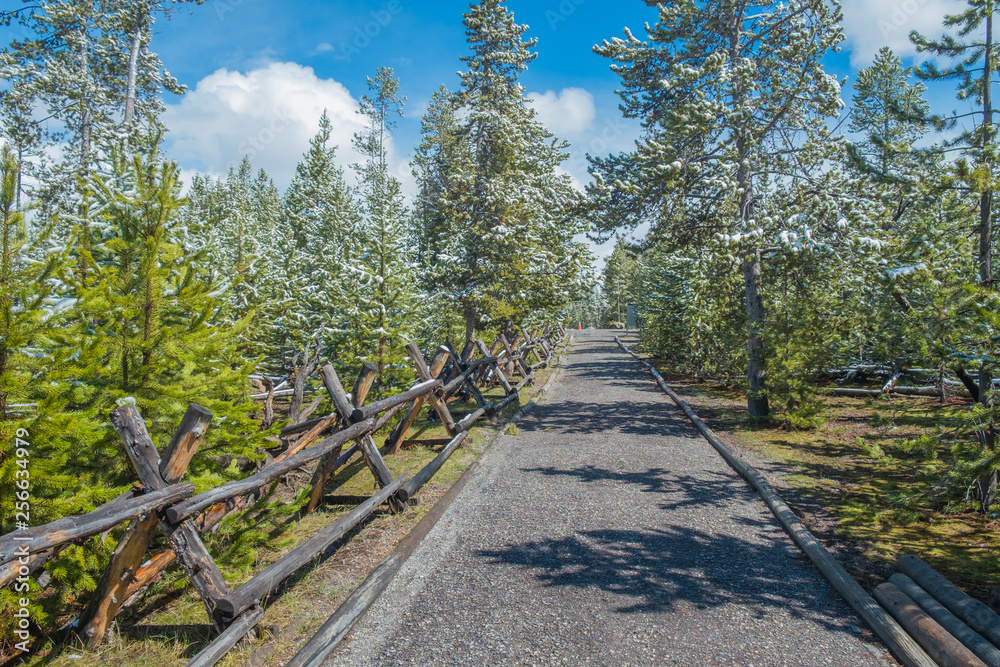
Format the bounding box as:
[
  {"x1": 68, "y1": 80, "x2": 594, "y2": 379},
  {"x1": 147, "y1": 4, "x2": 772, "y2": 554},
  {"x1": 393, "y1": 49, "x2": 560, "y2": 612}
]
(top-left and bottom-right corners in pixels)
[
  {"x1": 649, "y1": 359, "x2": 1000, "y2": 602},
  {"x1": 20, "y1": 348, "x2": 566, "y2": 667}
]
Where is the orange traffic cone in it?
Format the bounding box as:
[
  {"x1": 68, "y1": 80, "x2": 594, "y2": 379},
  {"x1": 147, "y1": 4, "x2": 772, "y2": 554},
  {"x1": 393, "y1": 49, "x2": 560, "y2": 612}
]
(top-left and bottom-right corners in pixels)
[{"x1": 578, "y1": 322, "x2": 582, "y2": 330}]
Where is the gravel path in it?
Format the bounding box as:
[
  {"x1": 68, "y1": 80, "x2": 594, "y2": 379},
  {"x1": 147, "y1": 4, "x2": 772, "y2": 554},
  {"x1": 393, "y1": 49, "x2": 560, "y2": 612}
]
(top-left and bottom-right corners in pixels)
[{"x1": 327, "y1": 330, "x2": 894, "y2": 666}]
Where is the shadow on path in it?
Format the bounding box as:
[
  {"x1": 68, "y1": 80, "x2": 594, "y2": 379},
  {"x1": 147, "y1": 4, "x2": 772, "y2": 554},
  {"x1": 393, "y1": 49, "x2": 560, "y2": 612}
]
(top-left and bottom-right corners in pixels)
[
  {"x1": 523, "y1": 465, "x2": 752, "y2": 512},
  {"x1": 518, "y1": 400, "x2": 691, "y2": 437},
  {"x1": 476, "y1": 526, "x2": 852, "y2": 636}
]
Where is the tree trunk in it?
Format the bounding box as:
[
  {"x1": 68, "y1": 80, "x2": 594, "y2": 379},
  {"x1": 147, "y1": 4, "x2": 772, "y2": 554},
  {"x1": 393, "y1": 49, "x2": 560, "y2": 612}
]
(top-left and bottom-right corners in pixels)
[
  {"x1": 744, "y1": 252, "x2": 770, "y2": 418},
  {"x1": 978, "y1": 363, "x2": 997, "y2": 512},
  {"x1": 977, "y1": 12, "x2": 997, "y2": 512},
  {"x1": 463, "y1": 299, "x2": 476, "y2": 353},
  {"x1": 981, "y1": 10, "x2": 994, "y2": 290},
  {"x1": 123, "y1": 16, "x2": 143, "y2": 129},
  {"x1": 78, "y1": 37, "x2": 92, "y2": 177}
]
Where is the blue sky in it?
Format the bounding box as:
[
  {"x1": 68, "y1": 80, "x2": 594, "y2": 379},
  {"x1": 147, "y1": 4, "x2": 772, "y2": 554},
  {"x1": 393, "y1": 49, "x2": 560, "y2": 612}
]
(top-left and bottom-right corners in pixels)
[{"x1": 135, "y1": 0, "x2": 969, "y2": 260}]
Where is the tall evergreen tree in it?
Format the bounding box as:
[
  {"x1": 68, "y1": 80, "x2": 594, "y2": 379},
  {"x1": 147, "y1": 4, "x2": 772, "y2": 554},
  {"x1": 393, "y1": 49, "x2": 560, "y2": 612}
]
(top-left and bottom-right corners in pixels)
[
  {"x1": 430, "y1": 0, "x2": 589, "y2": 349},
  {"x1": 411, "y1": 85, "x2": 472, "y2": 345},
  {"x1": 0, "y1": 0, "x2": 191, "y2": 217},
  {"x1": 271, "y1": 112, "x2": 359, "y2": 370},
  {"x1": 912, "y1": 1, "x2": 1000, "y2": 506},
  {"x1": 590, "y1": 0, "x2": 845, "y2": 417},
  {"x1": 912, "y1": 0, "x2": 999, "y2": 291},
  {"x1": 352, "y1": 68, "x2": 419, "y2": 392}
]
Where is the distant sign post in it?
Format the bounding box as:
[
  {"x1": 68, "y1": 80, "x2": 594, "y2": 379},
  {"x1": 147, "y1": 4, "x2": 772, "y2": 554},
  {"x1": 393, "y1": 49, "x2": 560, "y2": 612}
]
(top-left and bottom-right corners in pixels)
[{"x1": 626, "y1": 304, "x2": 637, "y2": 331}]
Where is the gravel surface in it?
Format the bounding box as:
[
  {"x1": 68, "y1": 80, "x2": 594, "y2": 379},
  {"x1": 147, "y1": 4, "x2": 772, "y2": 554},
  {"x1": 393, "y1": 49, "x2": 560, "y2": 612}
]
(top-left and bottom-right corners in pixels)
[{"x1": 327, "y1": 330, "x2": 895, "y2": 667}]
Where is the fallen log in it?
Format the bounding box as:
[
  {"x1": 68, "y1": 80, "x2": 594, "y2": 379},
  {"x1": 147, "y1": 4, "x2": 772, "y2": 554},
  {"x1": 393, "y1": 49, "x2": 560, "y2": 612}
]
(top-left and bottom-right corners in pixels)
[
  {"x1": 890, "y1": 573, "x2": 1000, "y2": 666},
  {"x1": 214, "y1": 475, "x2": 407, "y2": 622},
  {"x1": 0, "y1": 483, "x2": 194, "y2": 565},
  {"x1": 898, "y1": 555, "x2": 1000, "y2": 650},
  {"x1": 830, "y1": 388, "x2": 883, "y2": 398},
  {"x1": 874, "y1": 582, "x2": 986, "y2": 667},
  {"x1": 830, "y1": 385, "x2": 942, "y2": 398},
  {"x1": 893, "y1": 386, "x2": 943, "y2": 397}
]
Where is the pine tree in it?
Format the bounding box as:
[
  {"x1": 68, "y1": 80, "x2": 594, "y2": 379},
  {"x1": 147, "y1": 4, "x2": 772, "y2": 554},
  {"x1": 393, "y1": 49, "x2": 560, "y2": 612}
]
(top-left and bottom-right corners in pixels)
[
  {"x1": 602, "y1": 238, "x2": 639, "y2": 325},
  {"x1": 911, "y1": 1, "x2": 1000, "y2": 507},
  {"x1": 352, "y1": 68, "x2": 419, "y2": 393},
  {"x1": 911, "y1": 0, "x2": 998, "y2": 291},
  {"x1": 270, "y1": 111, "x2": 359, "y2": 371},
  {"x1": 0, "y1": 0, "x2": 191, "y2": 218},
  {"x1": 428, "y1": 0, "x2": 589, "y2": 349},
  {"x1": 591, "y1": 0, "x2": 845, "y2": 417},
  {"x1": 411, "y1": 85, "x2": 472, "y2": 345},
  {"x1": 65, "y1": 146, "x2": 260, "y2": 486}
]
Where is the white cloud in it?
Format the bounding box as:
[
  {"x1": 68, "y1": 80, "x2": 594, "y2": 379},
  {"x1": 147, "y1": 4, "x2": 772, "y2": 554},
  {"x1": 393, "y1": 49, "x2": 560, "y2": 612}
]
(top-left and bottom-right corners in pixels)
[
  {"x1": 527, "y1": 87, "x2": 596, "y2": 137},
  {"x1": 839, "y1": 0, "x2": 966, "y2": 68},
  {"x1": 163, "y1": 62, "x2": 374, "y2": 190}
]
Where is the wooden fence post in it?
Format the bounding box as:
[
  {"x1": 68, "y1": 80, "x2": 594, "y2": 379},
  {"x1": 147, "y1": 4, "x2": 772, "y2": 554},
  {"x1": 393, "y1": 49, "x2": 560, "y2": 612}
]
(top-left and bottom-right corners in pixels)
[
  {"x1": 500, "y1": 334, "x2": 531, "y2": 378},
  {"x1": 109, "y1": 405, "x2": 230, "y2": 630},
  {"x1": 319, "y1": 365, "x2": 404, "y2": 513},
  {"x1": 443, "y1": 343, "x2": 487, "y2": 408},
  {"x1": 385, "y1": 348, "x2": 450, "y2": 455},
  {"x1": 306, "y1": 364, "x2": 378, "y2": 513},
  {"x1": 405, "y1": 343, "x2": 457, "y2": 434},
  {"x1": 476, "y1": 338, "x2": 513, "y2": 394},
  {"x1": 80, "y1": 404, "x2": 213, "y2": 647}
]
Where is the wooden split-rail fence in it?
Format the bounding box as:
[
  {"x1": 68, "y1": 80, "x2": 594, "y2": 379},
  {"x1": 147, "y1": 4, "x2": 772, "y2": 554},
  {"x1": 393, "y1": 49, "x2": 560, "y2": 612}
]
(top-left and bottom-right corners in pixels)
[{"x1": 0, "y1": 324, "x2": 567, "y2": 664}]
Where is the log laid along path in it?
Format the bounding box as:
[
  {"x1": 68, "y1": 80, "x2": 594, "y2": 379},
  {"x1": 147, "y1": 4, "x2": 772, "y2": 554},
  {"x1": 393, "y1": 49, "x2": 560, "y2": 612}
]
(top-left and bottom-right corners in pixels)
[{"x1": 329, "y1": 330, "x2": 894, "y2": 666}]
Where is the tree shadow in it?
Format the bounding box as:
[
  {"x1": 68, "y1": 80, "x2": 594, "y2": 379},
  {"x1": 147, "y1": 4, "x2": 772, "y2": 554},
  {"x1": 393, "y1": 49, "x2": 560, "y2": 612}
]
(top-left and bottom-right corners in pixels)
[
  {"x1": 516, "y1": 398, "x2": 692, "y2": 437},
  {"x1": 477, "y1": 526, "x2": 853, "y2": 634},
  {"x1": 523, "y1": 465, "x2": 752, "y2": 512}
]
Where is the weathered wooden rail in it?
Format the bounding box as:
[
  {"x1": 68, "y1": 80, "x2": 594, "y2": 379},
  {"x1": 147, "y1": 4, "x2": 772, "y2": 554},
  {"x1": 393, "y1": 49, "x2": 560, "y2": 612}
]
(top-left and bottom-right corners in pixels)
[{"x1": 1, "y1": 324, "x2": 567, "y2": 665}]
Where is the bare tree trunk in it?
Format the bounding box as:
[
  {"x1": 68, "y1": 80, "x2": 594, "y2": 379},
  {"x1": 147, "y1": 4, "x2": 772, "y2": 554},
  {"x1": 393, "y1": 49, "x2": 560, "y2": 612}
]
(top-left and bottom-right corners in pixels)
[
  {"x1": 981, "y1": 11, "x2": 994, "y2": 290},
  {"x1": 123, "y1": 16, "x2": 143, "y2": 128},
  {"x1": 977, "y1": 12, "x2": 997, "y2": 512},
  {"x1": 76, "y1": 20, "x2": 92, "y2": 177},
  {"x1": 463, "y1": 299, "x2": 476, "y2": 353},
  {"x1": 744, "y1": 251, "x2": 769, "y2": 418}
]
